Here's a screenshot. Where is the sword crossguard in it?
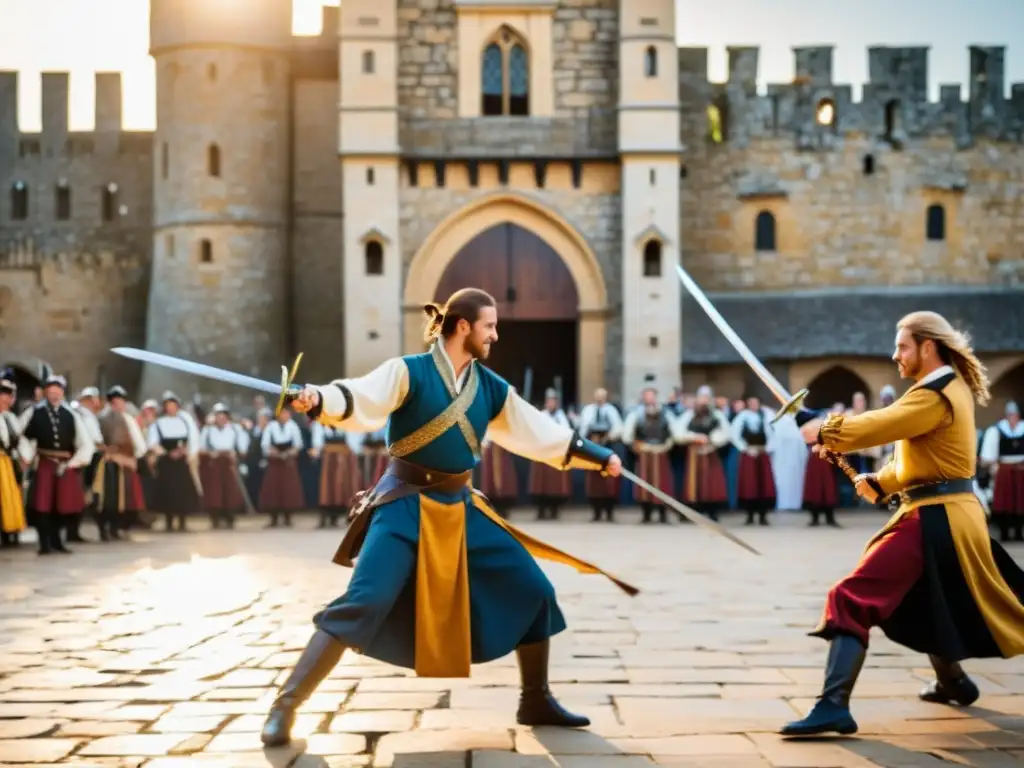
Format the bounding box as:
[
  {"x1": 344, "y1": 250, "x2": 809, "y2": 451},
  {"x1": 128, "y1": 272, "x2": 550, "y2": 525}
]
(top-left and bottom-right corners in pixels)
[
  {"x1": 275, "y1": 353, "x2": 304, "y2": 416},
  {"x1": 770, "y1": 388, "x2": 809, "y2": 425}
]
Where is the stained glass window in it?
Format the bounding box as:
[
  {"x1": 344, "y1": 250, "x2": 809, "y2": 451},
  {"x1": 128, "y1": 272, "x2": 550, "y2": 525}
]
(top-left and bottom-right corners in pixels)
[
  {"x1": 482, "y1": 45, "x2": 503, "y2": 96},
  {"x1": 481, "y1": 30, "x2": 530, "y2": 117}
]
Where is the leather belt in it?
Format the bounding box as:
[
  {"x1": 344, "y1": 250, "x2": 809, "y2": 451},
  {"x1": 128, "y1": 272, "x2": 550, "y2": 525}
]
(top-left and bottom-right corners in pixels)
[
  {"x1": 900, "y1": 478, "x2": 975, "y2": 503},
  {"x1": 384, "y1": 456, "x2": 472, "y2": 494},
  {"x1": 332, "y1": 457, "x2": 473, "y2": 568}
]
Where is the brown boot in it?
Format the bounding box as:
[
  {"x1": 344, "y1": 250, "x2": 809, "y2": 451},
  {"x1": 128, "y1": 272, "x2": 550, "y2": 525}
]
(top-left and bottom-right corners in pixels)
[
  {"x1": 515, "y1": 640, "x2": 589, "y2": 728},
  {"x1": 260, "y1": 630, "x2": 346, "y2": 746}
]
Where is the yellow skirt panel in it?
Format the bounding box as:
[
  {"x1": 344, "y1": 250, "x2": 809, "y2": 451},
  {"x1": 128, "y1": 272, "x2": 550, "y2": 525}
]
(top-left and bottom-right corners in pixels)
[{"x1": 0, "y1": 454, "x2": 26, "y2": 533}]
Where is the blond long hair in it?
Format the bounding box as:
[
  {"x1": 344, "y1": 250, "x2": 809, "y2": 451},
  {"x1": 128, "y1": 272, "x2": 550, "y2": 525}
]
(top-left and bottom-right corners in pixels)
[{"x1": 898, "y1": 311, "x2": 991, "y2": 406}]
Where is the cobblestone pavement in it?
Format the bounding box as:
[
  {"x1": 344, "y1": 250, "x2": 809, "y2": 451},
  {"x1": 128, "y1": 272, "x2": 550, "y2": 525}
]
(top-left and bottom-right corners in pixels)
[{"x1": 2, "y1": 508, "x2": 1024, "y2": 767}]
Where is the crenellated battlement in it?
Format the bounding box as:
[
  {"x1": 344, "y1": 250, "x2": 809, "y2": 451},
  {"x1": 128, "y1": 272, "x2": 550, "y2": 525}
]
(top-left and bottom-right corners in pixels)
[
  {"x1": 679, "y1": 44, "x2": 1024, "y2": 145},
  {"x1": 0, "y1": 71, "x2": 153, "y2": 159}
]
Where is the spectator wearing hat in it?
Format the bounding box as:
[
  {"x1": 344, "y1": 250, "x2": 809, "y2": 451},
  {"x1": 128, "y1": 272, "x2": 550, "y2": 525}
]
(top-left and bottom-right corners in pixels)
[
  {"x1": 0, "y1": 371, "x2": 26, "y2": 548},
  {"x1": 17, "y1": 375, "x2": 94, "y2": 554},
  {"x1": 146, "y1": 391, "x2": 202, "y2": 532},
  {"x1": 93, "y1": 386, "x2": 148, "y2": 540},
  {"x1": 199, "y1": 403, "x2": 251, "y2": 529}
]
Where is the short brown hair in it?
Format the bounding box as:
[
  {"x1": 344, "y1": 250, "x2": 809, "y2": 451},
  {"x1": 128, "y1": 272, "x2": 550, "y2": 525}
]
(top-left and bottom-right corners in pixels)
[{"x1": 422, "y1": 288, "x2": 497, "y2": 343}]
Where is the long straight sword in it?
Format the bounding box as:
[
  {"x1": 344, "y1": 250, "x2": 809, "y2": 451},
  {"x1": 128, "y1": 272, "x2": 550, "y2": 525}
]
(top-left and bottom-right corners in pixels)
[
  {"x1": 619, "y1": 465, "x2": 760, "y2": 555},
  {"x1": 674, "y1": 266, "x2": 807, "y2": 424}
]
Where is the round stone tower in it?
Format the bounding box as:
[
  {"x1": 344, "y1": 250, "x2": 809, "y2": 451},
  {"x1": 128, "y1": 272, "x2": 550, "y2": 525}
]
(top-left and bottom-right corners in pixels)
[{"x1": 142, "y1": 0, "x2": 293, "y2": 400}]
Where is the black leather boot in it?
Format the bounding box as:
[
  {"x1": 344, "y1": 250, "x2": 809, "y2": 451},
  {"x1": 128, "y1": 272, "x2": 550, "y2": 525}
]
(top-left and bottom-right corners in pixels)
[
  {"x1": 50, "y1": 517, "x2": 71, "y2": 553},
  {"x1": 920, "y1": 655, "x2": 980, "y2": 707},
  {"x1": 515, "y1": 640, "x2": 590, "y2": 728},
  {"x1": 780, "y1": 633, "x2": 866, "y2": 736},
  {"x1": 261, "y1": 630, "x2": 345, "y2": 747},
  {"x1": 825, "y1": 509, "x2": 841, "y2": 528}
]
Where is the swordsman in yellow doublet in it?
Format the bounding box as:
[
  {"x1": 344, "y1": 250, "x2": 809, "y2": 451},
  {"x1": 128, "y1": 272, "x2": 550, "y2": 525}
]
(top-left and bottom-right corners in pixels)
[
  {"x1": 0, "y1": 371, "x2": 26, "y2": 548},
  {"x1": 259, "y1": 288, "x2": 636, "y2": 747},
  {"x1": 781, "y1": 311, "x2": 1024, "y2": 737}
]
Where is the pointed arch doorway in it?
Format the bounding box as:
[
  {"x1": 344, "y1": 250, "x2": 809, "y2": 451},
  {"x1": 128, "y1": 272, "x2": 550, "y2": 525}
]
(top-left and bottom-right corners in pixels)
[
  {"x1": 403, "y1": 193, "x2": 609, "y2": 407},
  {"x1": 435, "y1": 222, "x2": 578, "y2": 406}
]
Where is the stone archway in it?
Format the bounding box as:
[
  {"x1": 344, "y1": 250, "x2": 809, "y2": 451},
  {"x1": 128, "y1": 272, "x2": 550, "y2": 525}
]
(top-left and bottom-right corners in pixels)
[
  {"x1": 982, "y1": 359, "x2": 1024, "y2": 426},
  {"x1": 403, "y1": 192, "x2": 609, "y2": 404},
  {"x1": 803, "y1": 364, "x2": 871, "y2": 410}
]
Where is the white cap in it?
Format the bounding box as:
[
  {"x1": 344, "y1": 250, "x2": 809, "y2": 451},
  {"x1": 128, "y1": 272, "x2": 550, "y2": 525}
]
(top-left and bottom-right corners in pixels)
[
  {"x1": 696, "y1": 385, "x2": 713, "y2": 397},
  {"x1": 79, "y1": 386, "x2": 100, "y2": 399},
  {"x1": 1007, "y1": 401, "x2": 1019, "y2": 416}
]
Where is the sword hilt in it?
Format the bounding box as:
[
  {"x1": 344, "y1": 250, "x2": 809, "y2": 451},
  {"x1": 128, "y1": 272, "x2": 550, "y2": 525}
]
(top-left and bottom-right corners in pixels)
[
  {"x1": 275, "y1": 353, "x2": 304, "y2": 416},
  {"x1": 770, "y1": 388, "x2": 809, "y2": 425}
]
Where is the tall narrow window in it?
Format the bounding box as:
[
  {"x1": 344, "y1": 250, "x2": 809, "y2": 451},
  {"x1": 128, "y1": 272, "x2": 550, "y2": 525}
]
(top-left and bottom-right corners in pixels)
[
  {"x1": 10, "y1": 182, "x2": 28, "y2": 221},
  {"x1": 362, "y1": 50, "x2": 375, "y2": 74},
  {"x1": 207, "y1": 63, "x2": 217, "y2": 82},
  {"x1": 884, "y1": 99, "x2": 900, "y2": 141},
  {"x1": 365, "y1": 241, "x2": 384, "y2": 275},
  {"x1": 56, "y1": 181, "x2": 71, "y2": 221},
  {"x1": 200, "y1": 239, "x2": 213, "y2": 263},
  {"x1": 208, "y1": 144, "x2": 221, "y2": 178},
  {"x1": 755, "y1": 211, "x2": 776, "y2": 252},
  {"x1": 642, "y1": 240, "x2": 662, "y2": 277},
  {"x1": 161, "y1": 142, "x2": 169, "y2": 180},
  {"x1": 102, "y1": 183, "x2": 118, "y2": 222},
  {"x1": 366, "y1": 167, "x2": 375, "y2": 185},
  {"x1": 481, "y1": 27, "x2": 530, "y2": 117},
  {"x1": 644, "y1": 46, "x2": 658, "y2": 77},
  {"x1": 926, "y1": 204, "x2": 946, "y2": 241}
]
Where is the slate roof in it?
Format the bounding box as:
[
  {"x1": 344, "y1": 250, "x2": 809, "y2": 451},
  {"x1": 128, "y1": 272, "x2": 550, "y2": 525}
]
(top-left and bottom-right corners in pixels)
[{"x1": 681, "y1": 287, "x2": 1024, "y2": 364}]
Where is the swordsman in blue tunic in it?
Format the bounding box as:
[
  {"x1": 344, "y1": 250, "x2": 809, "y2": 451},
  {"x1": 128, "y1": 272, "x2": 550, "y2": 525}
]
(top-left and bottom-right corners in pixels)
[{"x1": 261, "y1": 288, "x2": 636, "y2": 747}]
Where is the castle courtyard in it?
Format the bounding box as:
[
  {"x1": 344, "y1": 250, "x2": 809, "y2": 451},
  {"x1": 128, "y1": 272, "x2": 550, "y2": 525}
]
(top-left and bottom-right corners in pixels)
[{"x1": 2, "y1": 510, "x2": 1024, "y2": 767}]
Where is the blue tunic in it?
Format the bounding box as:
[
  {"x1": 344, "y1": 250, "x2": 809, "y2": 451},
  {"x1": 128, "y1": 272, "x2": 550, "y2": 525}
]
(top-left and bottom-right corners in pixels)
[{"x1": 313, "y1": 350, "x2": 567, "y2": 669}]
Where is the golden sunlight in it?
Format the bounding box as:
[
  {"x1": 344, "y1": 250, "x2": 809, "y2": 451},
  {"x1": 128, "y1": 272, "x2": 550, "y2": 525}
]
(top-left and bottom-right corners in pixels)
[{"x1": 294, "y1": 0, "x2": 339, "y2": 36}]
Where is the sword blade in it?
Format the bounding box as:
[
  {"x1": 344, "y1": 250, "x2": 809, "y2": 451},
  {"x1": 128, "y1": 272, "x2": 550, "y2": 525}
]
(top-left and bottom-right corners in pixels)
[
  {"x1": 675, "y1": 265, "x2": 792, "y2": 404},
  {"x1": 620, "y1": 467, "x2": 761, "y2": 556},
  {"x1": 111, "y1": 348, "x2": 286, "y2": 396}
]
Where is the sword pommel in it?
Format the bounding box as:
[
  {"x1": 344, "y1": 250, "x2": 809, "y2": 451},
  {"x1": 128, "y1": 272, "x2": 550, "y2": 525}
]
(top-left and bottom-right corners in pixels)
[{"x1": 770, "y1": 388, "x2": 809, "y2": 425}]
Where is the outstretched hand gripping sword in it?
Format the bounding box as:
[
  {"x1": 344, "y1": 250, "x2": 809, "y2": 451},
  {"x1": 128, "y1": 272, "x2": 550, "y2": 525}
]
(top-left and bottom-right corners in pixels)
[{"x1": 674, "y1": 265, "x2": 861, "y2": 487}]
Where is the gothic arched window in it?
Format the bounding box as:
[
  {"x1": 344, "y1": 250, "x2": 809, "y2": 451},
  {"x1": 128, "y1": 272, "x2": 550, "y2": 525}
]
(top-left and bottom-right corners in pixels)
[{"x1": 481, "y1": 27, "x2": 529, "y2": 117}]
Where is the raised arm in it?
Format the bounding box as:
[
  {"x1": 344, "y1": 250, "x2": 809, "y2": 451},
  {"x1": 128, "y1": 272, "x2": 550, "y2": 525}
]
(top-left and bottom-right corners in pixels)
[
  {"x1": 813, "y1": 386, "x2": 951, "y2": 453},
  {"x1": 487, "y1": 388, "x2": 612, "y2": 472},
  {"x1": 309, "y1": 358, "x2": 410, "y2": 433}
]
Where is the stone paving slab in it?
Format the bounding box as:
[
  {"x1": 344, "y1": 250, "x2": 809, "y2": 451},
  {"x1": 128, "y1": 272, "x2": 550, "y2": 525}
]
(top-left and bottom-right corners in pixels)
[{"x1": 1, "y1": 509, "x2": 1024, "y2": 766}]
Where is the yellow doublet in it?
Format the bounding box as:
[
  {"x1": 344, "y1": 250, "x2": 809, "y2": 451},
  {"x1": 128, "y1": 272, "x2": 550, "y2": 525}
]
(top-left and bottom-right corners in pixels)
[{"x1": 819, "y1": 368, "x2": 1024, "y2": 656}]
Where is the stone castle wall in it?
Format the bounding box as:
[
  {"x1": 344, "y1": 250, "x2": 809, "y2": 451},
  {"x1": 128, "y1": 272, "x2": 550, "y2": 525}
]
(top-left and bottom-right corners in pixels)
[{"x1": 0, "y1": 241, "x2": 149, "y2": 392}]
